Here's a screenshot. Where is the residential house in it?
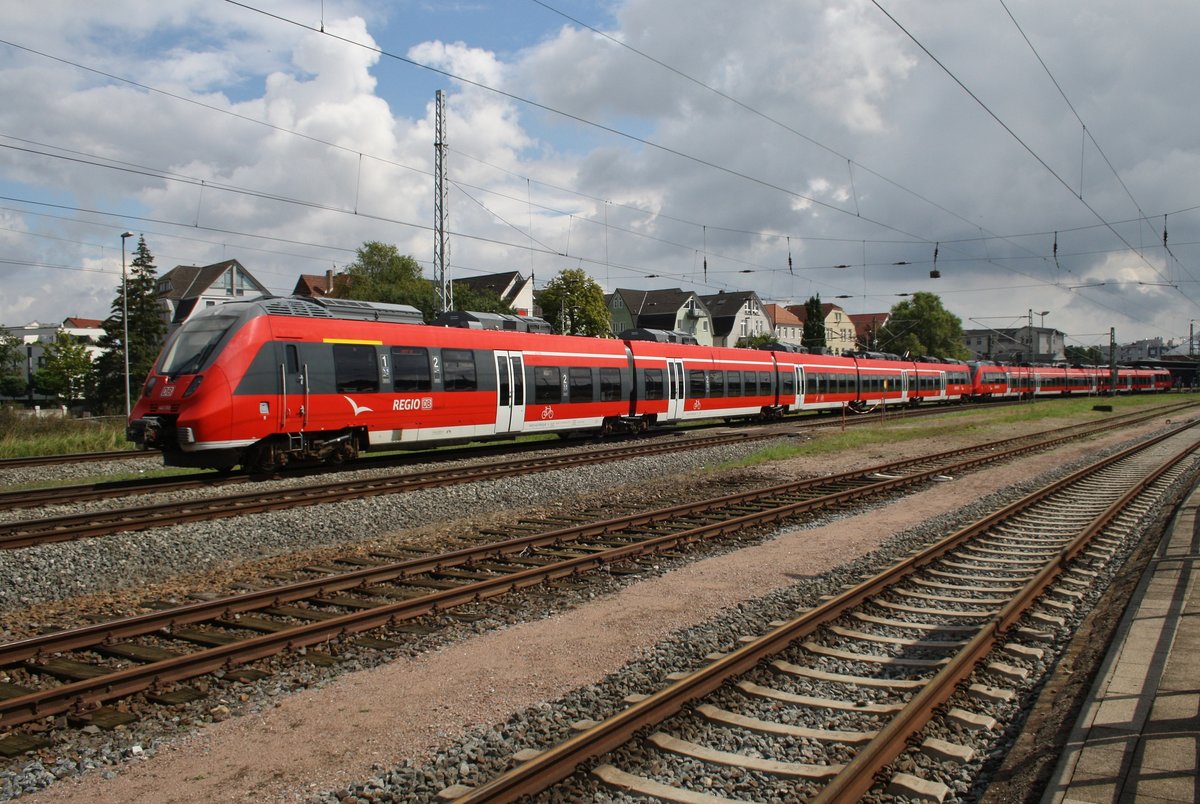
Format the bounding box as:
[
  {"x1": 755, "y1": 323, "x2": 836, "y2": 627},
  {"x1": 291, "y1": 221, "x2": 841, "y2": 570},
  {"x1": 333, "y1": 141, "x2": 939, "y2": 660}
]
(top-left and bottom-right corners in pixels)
[
  {"x1": 157, "y1": 259, "x2": 270, "y2": 329},
  {"x1": 785, "y1": 302, "x2": 857, "y2": 355},
  {"x1": 1, "y1": 316, "x2": 104, "y2": 401},
  {"x1": 606, "y1": 288, "x2": 714, "y2": 346},
  {"x1": 763, "y1": 304, "x2": 804, "y2": 349},
  {"x1": 698, "y1": 291, "x2": 771, "y2": 347},
  {"x1": 452, "y1": 271, "x2": 535, "y2": 316},
  {"x1": 961, "y1": 325, "x2": 1064, "y2": 363},
  {"x1": 292, "y1": 270, "x2": 347, "y2": 298}
]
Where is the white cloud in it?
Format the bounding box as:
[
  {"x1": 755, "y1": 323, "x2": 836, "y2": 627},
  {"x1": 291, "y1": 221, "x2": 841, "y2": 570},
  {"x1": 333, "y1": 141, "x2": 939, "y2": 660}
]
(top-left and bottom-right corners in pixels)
[{"x1": 0, "y1": 0, "x2": 1198, "y2": 350}]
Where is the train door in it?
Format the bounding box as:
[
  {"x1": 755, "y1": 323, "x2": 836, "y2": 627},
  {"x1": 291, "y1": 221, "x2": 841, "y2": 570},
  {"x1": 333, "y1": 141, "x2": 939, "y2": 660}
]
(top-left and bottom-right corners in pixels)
[
  {"x1": 666, "y1": 358, "x2": 686, "y2": 420},
  {"x1": 794, "y1": 365, "x2": 805, "y2": 407},
  {"x1": 494, "y1": 351, "x2": 526, "y2": 434},
  {"x1": 280, "y1": 343, "x2": 308, "y2": 434}
]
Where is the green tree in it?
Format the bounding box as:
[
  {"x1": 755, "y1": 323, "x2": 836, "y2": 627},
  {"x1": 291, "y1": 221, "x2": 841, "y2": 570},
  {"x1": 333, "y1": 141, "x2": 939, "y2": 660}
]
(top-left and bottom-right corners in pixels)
[
  {"x1": 1065, "y1": 345, "x2": 1104, "y2": 366},
  {"x1": 536, "y1": 268, "x2": 611, "y2": 336},
  {"x1": 336, "y1": 241, "x2": 440, "y2": 321},
  {"x1": 876, "y1": 292, "x2": 970, "y2": 360},
  {"x1": 34, "y1": 332, "x2": 93, "y2": 403},
  {"x1": 736, "y1": 333, "x2": 775, "y2": 349},
  {"x1": 0, "y1": 330, "x2": 25, "y2": 398},
  {"x1": 802, "y1": 295, "x2": 825, "y2": 350},
  {"x1": 91, "y1": 235, "x2": 167, "y2": 413}
]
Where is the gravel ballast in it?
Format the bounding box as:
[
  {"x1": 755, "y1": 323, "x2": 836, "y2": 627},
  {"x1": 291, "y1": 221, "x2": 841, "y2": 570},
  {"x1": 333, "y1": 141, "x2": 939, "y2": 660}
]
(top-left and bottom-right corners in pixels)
[{"x1": 2, "y1": 410, "x2": 1192, "y2": 802}]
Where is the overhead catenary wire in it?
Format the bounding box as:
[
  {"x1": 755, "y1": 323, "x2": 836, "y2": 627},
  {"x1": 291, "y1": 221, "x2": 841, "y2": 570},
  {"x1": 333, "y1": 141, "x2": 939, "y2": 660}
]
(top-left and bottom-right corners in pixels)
[{"x1": 2, "y1": 7, "x2": 1197, "y2": 339}]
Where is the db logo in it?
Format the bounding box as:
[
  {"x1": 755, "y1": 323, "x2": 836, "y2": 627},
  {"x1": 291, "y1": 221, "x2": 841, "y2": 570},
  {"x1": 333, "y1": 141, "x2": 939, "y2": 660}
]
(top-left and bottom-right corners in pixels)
[
  {"x1": 160, "y1": 385, "x2": 175, "y2": 397},
  {"x1": 692, "y1": 400, "x2": 701, "y2": 410},
  {"x1": 540, "y1": 406, "x2": 555, "y2": 419}
]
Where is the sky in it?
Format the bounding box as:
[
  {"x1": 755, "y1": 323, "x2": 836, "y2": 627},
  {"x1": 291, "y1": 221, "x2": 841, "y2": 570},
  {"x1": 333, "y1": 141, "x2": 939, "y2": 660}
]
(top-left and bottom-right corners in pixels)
[{"x1": 3, "y1": 0, "x2": 1200, "y2": 353}]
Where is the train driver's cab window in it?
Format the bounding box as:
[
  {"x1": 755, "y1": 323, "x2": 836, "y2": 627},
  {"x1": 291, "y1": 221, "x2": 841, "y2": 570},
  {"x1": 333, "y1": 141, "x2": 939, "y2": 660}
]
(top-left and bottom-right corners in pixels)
[
  {"x1": 391, "y1": 346, "x2": 431, "y2": 392},
  {"x1": 333, "y1": 343, "x2": 380, "y2": 394},
  {"x1": 442, "y1": 349, "x2": 477, "y2": 391}
]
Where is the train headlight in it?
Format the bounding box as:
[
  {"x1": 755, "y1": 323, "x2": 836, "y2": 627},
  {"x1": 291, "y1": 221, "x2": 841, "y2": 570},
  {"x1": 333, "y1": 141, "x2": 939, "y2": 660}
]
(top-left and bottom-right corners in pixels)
[
  {"x1": 142, "y1": 376, "x2": 158, "y2": 398},
  {"x1": 182, "y1": 375, "x2": 204, "y2": 398}
]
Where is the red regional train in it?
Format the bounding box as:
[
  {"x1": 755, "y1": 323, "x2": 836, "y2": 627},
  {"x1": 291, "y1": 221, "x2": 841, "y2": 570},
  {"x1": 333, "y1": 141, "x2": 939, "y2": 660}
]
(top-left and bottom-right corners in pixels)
[
  {"x1": 966, "y1": 362, "x2": 1170, "y2": 399},
  {"x1": 125, "y1": 295, "x2": 1171, "y2": 471}
]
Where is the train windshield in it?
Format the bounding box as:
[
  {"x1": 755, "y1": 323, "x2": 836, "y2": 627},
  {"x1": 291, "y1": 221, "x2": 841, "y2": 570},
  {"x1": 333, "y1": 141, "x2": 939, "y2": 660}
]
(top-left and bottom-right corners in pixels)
[{"x1": 159, "y1": 315, "x2": 238, "y2": 376}]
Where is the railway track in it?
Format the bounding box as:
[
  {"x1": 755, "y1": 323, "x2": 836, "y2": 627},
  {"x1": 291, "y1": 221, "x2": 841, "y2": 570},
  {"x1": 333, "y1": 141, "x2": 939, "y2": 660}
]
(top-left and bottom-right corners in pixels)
[
  {"x1": 0, "y1": 397, "x2": 1037, "y2": 473},
  {"x1": 0, "y1": 407, "x2": 1191, "y2": 749},
  {"x1": 450, "y1": 419, "x2": 1200, "y2": 803},
  {"x1": 0, "y1": 399, "x2": 996, "y2": 512},
  {"x1": 0, "y1": 450, "x2": 151, "y2": 470},
  {"x1": 0, "y1": 430, "x2": 773, "y2": 549},
  {"x1": 0, "y1": 402, "x2": 1189, "y2": 551}
]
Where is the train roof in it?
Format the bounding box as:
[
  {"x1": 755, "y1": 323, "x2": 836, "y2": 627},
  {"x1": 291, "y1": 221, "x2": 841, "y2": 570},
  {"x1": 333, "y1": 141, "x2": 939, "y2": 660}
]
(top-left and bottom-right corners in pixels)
[
  {"x1": 619, "y1": 328, "x2": 700, "y2": 345},
  {"x1": 432, "y1": 310, "x2": 552, "y2": 333}
]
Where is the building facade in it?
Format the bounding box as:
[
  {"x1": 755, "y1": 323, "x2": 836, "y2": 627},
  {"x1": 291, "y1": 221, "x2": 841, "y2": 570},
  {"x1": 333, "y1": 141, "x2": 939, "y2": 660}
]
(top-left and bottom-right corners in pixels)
[
  {"x1": 1, "y1": 316, "x2": 104, "y2": 401},
  {"x1": 157, "y1": 259, "x2": 270, "y2": 329},
  {"x1": 763, "y1": 304, "x2": 804, "y2": 348},
  {"x1": 961, "y1": 325, "x2": 1065, "y2": 363},
  {"x1": 606, "y1": 288, "x2": 714, "y2": 346},
  {"x1": 699, "y1": 291, "x2": 771, "y2": 347}
]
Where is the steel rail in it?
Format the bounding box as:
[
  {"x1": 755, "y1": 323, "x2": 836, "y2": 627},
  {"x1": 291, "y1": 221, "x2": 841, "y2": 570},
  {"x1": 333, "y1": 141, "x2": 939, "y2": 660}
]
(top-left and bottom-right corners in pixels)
[
  {"x1": 0, "y1": 413, "x2": 1189, "y2": 727},
  {"x1": 0, "y1": 431, "x2": 769, "y2": 549},
  {"x1": 812, "y1": 432, "x2": 1198, "y2": 802},
  {"x1": 0, "y1": 449, "x2": 152, "y2": 469},
  {"x1": 448, "y1": 420, "x2": 1200, "y2": 803},
  {"x1": 0, "y1": 397, "x2": 1009, "y2": 471},
  {"x1": 2, "y1": 404, "x2": 1180, "y2": 549},
  {"x1": 0, "y1": 409, "x2": 1168, "y2": 667}
]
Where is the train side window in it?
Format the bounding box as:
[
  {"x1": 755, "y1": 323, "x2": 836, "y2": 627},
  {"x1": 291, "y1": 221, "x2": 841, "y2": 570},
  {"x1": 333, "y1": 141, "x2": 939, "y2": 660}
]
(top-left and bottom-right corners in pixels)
[
  {"x1": 758, "y1": 371, "x2": 772, "y2": 393},
  {"x1": 333, "y1": 344, "x2": 380, "y2": 394},
  {"x1": 689, "y1": 369, "x2": 707, "y2": 398},
  {"x1": 709, "y1": 370, "x2": 725, "y2": 398},
  {"x1": 442, "y1": 349, "x2": 476, "y2": 391},
  {"x1": 496, "y1": 355, "x2": 510, "y2": 405},
  {"x1": 286, "y1": 344, "x2": 300, "y2": 374},
  {"x1": 644, "y1": 368, "x2": 664, "y2": 400},
  {"x1": 727, "y1": 371, "x2": 742, "y2": 397},
  {"x1": 391, "y1": 346, "x2": 431, "y2": 392},
  {"x1": 780, "y1": 372, "x2": 794, "y2": 395},
  {"x1": 599, "y1": 367, "x2": 622, "y2": 401},
  {"x1": 534, "y1": 366, "x2": 561, "y2": 403},
  {"x1": 569, "y1": 367, "x2": 593, "y2": 402},
  {"x1": 512, "y1": 357, "x2": 525, "y2": 404}
]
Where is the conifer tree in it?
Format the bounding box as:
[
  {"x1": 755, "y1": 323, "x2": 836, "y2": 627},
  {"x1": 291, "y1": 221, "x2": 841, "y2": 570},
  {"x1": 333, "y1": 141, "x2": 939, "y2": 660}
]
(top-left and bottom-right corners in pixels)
[{"x1": 91, "y1": 235, "x2": 167, "y2": 413}]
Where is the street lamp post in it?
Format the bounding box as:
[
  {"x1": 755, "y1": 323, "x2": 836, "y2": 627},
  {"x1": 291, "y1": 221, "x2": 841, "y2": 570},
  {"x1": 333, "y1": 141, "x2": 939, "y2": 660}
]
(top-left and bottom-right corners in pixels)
[{"x1": 120, "y1": 231, "x2": 134, "y2": 416}]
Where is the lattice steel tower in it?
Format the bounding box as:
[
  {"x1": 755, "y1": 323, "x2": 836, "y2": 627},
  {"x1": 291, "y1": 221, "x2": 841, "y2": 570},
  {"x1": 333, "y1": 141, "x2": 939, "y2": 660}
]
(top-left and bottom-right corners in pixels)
[{"x1": 433, "y1": 89, "x2": 452, "y2": 313}]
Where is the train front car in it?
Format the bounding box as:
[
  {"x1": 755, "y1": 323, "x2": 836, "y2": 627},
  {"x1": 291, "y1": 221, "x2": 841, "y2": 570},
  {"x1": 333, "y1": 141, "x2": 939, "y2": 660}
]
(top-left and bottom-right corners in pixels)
[{"x1": 126, "y1": 299, "x2": 267, "y2": 470}]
